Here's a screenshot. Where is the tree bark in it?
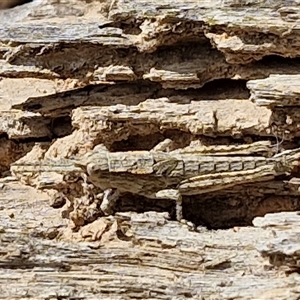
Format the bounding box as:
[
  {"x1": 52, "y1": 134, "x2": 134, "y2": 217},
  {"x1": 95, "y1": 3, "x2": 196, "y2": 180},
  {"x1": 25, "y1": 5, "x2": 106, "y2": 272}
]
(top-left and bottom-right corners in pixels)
[{"x1": 1, "y1": 0, "x2": 300, "y2": 298}]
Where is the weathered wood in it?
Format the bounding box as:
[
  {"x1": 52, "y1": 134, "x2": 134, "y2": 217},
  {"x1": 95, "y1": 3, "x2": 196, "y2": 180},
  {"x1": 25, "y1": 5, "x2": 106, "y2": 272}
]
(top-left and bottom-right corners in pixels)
[
  {"x1": 255, "y1": 211, "x2": 300, "y2": 270},
  {"x1": 1, "y1": 0, "x2": 300, "y2": 298},
  {"x1": 70, "y1": 98, "x2": 273, "y2": 142},
  {"x1": 0, "y1": 181, "x2": 298, "y2": 300},
  {"x1": 248, "y1": 75, "x2": 300, "y2": 107},
  {"x1": 0, "y1": 110, "x2": 51, "y2": 139}
]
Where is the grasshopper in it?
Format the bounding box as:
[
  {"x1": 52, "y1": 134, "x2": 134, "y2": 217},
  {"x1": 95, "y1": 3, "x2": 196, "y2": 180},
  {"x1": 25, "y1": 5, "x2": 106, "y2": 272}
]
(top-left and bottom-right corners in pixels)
[{"x1": 69, "y1": 141, "x2": 300, "y2": 221}]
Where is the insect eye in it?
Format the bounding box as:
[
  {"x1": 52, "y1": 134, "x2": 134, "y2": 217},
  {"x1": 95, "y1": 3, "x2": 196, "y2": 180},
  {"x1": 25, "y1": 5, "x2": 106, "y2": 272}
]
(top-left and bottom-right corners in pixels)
[
  {"x1": 87, "y1": 163, "x2": 98, "y2": 175},
  {"x1": 86, "y1": 160, "x2": 109, "y2": 175}
]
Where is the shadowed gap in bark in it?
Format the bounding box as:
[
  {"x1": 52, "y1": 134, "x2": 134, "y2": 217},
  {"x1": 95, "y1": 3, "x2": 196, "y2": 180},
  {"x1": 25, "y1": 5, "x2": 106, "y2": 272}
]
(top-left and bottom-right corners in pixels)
[{"x1": 0, "y1": 0, "x2": 33, "y2": 9}]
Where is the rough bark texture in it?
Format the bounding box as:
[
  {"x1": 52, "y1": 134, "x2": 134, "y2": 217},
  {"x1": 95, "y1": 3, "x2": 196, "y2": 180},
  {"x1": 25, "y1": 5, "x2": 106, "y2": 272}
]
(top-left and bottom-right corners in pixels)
[{"x1": 1, "y1": 0, "x2": 300, "y2": 298}]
